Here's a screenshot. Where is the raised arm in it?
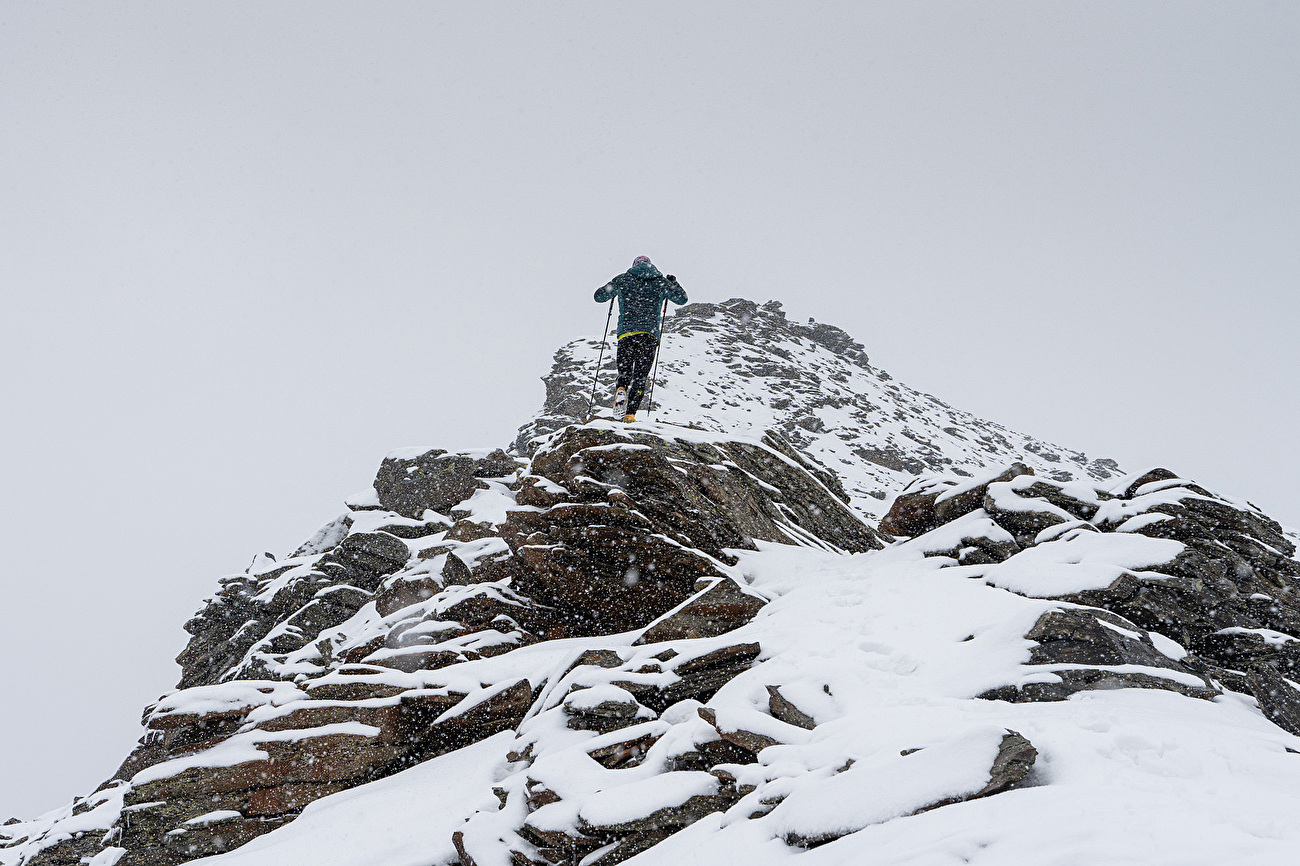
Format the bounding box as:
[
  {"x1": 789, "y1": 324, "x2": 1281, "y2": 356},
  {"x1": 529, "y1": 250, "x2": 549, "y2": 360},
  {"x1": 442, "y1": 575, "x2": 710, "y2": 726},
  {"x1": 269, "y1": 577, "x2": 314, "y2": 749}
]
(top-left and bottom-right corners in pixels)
[
  {"x1": 663, "y1": 275, "x2": 688, "y2": 305},
  {"x1": 594, "y1": 281, "x2": 617, "y2": 303}
]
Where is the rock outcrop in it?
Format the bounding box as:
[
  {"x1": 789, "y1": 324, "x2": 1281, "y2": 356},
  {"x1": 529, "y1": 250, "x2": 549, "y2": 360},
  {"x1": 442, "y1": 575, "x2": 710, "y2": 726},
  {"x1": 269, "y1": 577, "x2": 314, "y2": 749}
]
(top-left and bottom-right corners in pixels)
[
  {"x1": 516, "y1": 299, "x2": 1121, "y2": 520},
  {"x1": 895, "y1": 463, "x2": 1300, "y2": 724},
  {"x1": 12, "y1": 420, "x2": 880, "y2": 866},
  {"x1": 10, "y1": 302, "x2": 1300, "y2": 866}
]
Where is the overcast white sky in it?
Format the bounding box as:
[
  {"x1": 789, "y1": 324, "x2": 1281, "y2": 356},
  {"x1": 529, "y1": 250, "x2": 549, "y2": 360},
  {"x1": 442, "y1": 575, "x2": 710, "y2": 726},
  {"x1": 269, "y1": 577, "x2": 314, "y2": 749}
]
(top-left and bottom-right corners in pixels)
[{"x1": 1, "y1": 2, "x2": 1296, "y2": 821}]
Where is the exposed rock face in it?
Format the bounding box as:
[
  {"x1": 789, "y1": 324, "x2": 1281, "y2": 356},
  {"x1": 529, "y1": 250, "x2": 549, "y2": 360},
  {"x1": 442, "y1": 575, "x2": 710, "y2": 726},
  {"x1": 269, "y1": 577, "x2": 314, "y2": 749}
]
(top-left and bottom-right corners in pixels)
[
  {"x1": 528, "y1": 426, "x2": 880, "y2": 553},
  {"x1": 899, "y1": 463, "x2": 1300, "y2": 722},
  {"x1": 13, "y1": 302, "x2": 1300, "y2": 866},
  {"x1": 634, "y1": 578, "x2": 767, "y2": 645},
  {"x1": 374, "y1": 448, "x2": 518, "y2": 520},
  {"x1": 503, "y1": 424, "x2": 882, "y2": 637},
  {"x1": 15, "y1": 420, "x2": 877, "y2": 866},
  {"x1": 454, "y1": 639, "x2": 776, "y2": 866},
  {"x1": 516, "y1": 298, "x2": 1120, "y2": 520},
  {"x1": 880, "y1": 462, "x2": 1034, "y2": 537}
]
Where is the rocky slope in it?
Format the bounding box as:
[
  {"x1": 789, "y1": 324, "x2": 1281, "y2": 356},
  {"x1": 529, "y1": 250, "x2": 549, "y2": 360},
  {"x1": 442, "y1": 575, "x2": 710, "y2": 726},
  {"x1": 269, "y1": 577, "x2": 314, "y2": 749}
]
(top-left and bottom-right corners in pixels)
[
  {"x1": 517, "y1": 298, "x2": 1121, "y2": 519},
  {"x1": 7, "y1": 300, "x2": 1300, "y2": 866},
  {"x1": 2, "y1": 419, "x2": 882, "y2": 866}
]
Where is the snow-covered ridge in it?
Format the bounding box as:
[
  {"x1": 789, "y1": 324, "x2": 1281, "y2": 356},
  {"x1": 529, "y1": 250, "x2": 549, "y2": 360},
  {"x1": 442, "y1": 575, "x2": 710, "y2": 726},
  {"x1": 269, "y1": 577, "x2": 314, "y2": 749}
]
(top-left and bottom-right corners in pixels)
[
  {"x1": 517, "y1": 298, "x2": 1120, "y2": 520},
  {"x1": 14, "y1": 443, "x2": 1300, "y2": 866},
  {"x1": 2, "y1": 418, "x2": 884, "y2": 866},
  {"x1": 11, "y1": 301, "x2": 1300, "y2": 866}
]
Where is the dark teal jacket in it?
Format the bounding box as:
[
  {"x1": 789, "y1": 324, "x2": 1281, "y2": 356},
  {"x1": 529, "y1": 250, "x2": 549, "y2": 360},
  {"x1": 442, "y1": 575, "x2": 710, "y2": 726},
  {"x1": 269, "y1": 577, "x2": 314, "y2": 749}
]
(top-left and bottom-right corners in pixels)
[{"x1": 594, "y1": 261, "x2": 688, "y2": 339}]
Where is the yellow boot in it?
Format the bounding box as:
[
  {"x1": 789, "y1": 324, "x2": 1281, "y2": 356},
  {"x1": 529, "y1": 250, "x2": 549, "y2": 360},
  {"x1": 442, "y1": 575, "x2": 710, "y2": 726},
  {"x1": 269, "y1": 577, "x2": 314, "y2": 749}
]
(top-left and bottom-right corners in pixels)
[{"x1": 622, "y1": 413, "x2": 636, "y2": 423}]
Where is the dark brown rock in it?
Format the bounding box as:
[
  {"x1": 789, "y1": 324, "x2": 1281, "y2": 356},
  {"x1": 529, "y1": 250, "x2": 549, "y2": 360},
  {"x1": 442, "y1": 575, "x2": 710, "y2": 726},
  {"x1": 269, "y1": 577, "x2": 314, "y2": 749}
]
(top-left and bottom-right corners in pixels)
[
  {"x1": 914, "y1": 731, "x2": 1038, "y2": 814},
  {"x1": 22, "y1": 833, "x2": 112, "y2": 866},
  {"x1": 922, "y1": 530, "x2": 1021, "y2": 565},
  {"x1": 561, "y1": 649, "x2": 626, "y2": 676},
  {"x1": 530, "y1": 425, "x2": 884, "y2": 556},
  {"x1": 766, "y1": 685, "x2": 816, "y2": 730},
  {"x1": 564, "y1": 687, "x2": 649, "y2": 733},
  {"x1": 374, "y1": 450, "x2": 482, "y2": 519},
  {"x1": 576, "y1": 784, "x2": 732, "y2": 837},
  {"x1": 1193, "y1": 629, "x2": 1300, "y2": 674},
  {"x1": 127, "y1": 730, "x2": 403, "y2": 799},
  {"x1": 879, "y1": 485, "x2": 943, "y2": 537},
  {"x1": 1013, "y1": 480, "x2": 1106, "y2": 521},
  {"x1": 373, "y1": 574, "x2": 442, "y2": 617},
  {"x1": 980, "y1": 606, "x2": 1220, "y2": 704},
  {"x1": 587, "y1": 732, "x2": 661, "y2": 769},
  {"x1": 933, "y1": 463, "x2": 1033, "y2": 525},
  {"x1": 697, "y1": 707, "x2": 782, "y2": 754},
  {"x1": 656, "y1": 643, "x2": 763, "y2": 708},
  {"x1": 321, "y1": 531, "x2": 410, "y2": 587},
  {"x1": 880, "y1": 463, "x2": 1033, "y2": 537},
  {"x1": 251, "y1": 702, "x2": 403, "y2": 742},
  {"x1": 982, "y1": 485, "x2": 1071, "y2": 542},
  {"x1": 155, "y1": 815, "x2": 290, "y2": 864},
  {"x1": 512, "y1": 523, "x2": 720, "y2": 635},
  {"x1": 980, "y1": 667, "x2": 1218, "y2": 703},
  {"x1": 436, "y1": 585, "x2": 529, "y2": 626},
  {"x1": 514, "y1": 474, "x2": 570, "y2": 508},
  {"x1": 372, "y1": 519, "x2": 451, "y2": 539},
  {"x1": 245, "y1": 781, "x2": 349, "y2": 816},
  {"x1": 1025, "y1": 608, "x2": 1184, "y2": 671},
  {"x1": 1245, "y1": 664, "x2": 1300, "y2": 736},
  {"x1": 472, "y1": 448, "x2": 520, "y2": 478},
  {"x1": 446, "y1": 520, "x2": 497, "y2": 542},
  {"x1": 403, "y1": 679, "x2": 534, "y2": 765},
  {"x1": 363, "y1": 647, "x2": 465, "y2": 673},
  {"x1": 1119, "y1": 468, "x2": 1180, "y2": 499},
  {"x1": 634, "y1": 578, "x2": 766, "y2": 645}
]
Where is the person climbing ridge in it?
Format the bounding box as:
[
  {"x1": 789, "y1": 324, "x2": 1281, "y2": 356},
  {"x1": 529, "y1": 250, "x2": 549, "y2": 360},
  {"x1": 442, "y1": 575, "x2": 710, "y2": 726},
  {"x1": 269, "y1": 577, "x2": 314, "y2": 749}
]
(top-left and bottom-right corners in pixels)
[{"x1": 594, "y1": 256, "x2": 688, "y2": 422}]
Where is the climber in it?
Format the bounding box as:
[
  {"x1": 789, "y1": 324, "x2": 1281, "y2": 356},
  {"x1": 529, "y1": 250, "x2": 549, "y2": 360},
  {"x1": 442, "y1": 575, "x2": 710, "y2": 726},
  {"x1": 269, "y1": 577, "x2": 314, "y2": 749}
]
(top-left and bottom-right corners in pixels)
[{"x1": 594, "y1": 256, "x2": 688, "y2": 422}]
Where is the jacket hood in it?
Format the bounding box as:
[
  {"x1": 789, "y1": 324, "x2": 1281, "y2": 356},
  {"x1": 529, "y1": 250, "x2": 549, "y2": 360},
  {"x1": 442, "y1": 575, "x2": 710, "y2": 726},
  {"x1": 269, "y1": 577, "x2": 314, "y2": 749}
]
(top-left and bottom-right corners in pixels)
[{"x1": 628, "y1": 260, "x2": 662, "y2": 279}]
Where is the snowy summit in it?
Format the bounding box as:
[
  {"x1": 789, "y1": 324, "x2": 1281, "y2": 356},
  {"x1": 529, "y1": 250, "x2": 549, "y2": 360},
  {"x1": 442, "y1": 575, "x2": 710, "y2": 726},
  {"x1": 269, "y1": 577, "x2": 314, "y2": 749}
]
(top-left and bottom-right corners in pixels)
[{"x1": 6, "y1": 299, "x2": 1300, "y2": 866}]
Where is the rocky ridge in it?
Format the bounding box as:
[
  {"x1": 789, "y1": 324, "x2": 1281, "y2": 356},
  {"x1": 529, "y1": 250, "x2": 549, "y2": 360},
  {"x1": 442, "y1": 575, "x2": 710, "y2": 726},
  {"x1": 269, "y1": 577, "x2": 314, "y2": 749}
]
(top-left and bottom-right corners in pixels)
[
  {"x1": 3, "y1": 419, "x2": 881, "y2": 866},
  {"x1": 7, "y1": 302, "x2": 1300, "y2": 865},
  {"x1": 883, "y1": 462, "x2": 1300, "y2": 725},
  {"x1": 517, "y1": 298, "x2": 1121, "y2": 520}
]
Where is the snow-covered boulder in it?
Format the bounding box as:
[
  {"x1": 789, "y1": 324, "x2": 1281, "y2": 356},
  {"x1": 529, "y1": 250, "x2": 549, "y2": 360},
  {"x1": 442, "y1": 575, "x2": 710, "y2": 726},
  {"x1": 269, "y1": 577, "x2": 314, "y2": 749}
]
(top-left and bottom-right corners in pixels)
[
  {"x1": 14, "y1": 418, "x2": 869, "y2": 866},
  {"x1": 14, "y1": 302, "x2": 1300, "y2": 866},
  {"x1": 516, "y1": 298, "x2": 1121, "y2": 521}
]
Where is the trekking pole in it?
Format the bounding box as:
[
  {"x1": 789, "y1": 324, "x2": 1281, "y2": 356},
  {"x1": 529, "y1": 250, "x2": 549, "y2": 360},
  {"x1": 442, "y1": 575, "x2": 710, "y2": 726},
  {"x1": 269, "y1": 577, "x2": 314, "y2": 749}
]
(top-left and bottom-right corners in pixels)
[
  {"x1": 644, "y1": 299, "x2": 670, "y2": 418},
  {"x1": 585, "y1": 298, "x2": 615, "y2": 419}
]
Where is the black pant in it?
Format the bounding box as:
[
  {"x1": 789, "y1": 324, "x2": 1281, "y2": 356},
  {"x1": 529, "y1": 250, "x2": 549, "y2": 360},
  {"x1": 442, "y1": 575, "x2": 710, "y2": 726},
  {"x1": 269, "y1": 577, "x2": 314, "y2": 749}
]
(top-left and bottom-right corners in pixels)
[{"x1": 616, "y1": 333, "x2": 658, "y2": 414}]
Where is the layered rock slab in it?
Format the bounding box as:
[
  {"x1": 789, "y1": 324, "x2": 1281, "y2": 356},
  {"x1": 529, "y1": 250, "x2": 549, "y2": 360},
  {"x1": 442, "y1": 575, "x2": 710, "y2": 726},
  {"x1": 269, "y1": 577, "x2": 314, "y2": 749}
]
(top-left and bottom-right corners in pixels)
[
  {"x1": 899, "y1": 462, "x2": 1300, "y2": 724},
  {"x1": 516, "y1": 298, "x2": 1121, "y2": 521},
  {"x1": 505, "y1": 422, "x2": 883, "y2": 634},
  {"x1": 16, "y1": 420, "x2": 874, "y2": 866}
]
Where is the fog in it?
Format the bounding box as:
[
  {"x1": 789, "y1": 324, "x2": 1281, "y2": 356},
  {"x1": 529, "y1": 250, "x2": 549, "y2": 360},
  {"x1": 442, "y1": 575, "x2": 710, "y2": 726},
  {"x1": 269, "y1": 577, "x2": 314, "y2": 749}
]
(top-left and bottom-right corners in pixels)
[{"x1": 1, "y1": 2, "x2": 1295, "y2": 821}]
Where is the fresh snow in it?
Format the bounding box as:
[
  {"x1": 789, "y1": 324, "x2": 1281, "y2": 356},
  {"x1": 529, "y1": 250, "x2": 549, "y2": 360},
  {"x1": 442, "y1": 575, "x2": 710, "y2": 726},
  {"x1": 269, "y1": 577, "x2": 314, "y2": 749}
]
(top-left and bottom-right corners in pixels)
[
  {"x1": 980, "y1": 529, "x2": 1185, "y2": 596},
  {"x1": 130, "y1": 722, "x2": 383, "y2": 787},
  {"x1": 128, "y1": 535, "x2": 1300, "y2": 866},
  {"x1": 0, "y1": 785, "x2": 127, "y2": 866},
  {"x1": 1215, "y1": 627, "x2": 1300, "y2": 646},
  {"x1": 147, "y1": 680, "x2": 307, "y2": 723},
  {"x1": 182, "y1": 733, "x2": 514, "y2": 866},
  {"x1": 183, "y1": 812, "x2": 243, "y2": 827},
  {"x1": 520, "y1": 300, "x2": 1124, "y2": 521},
  {"x1": 12, "y1": 301, "x2": 1300, "y2": 866},
  {"x1": 576, "y1": 772, "x2": 720, "y2": 829}
]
